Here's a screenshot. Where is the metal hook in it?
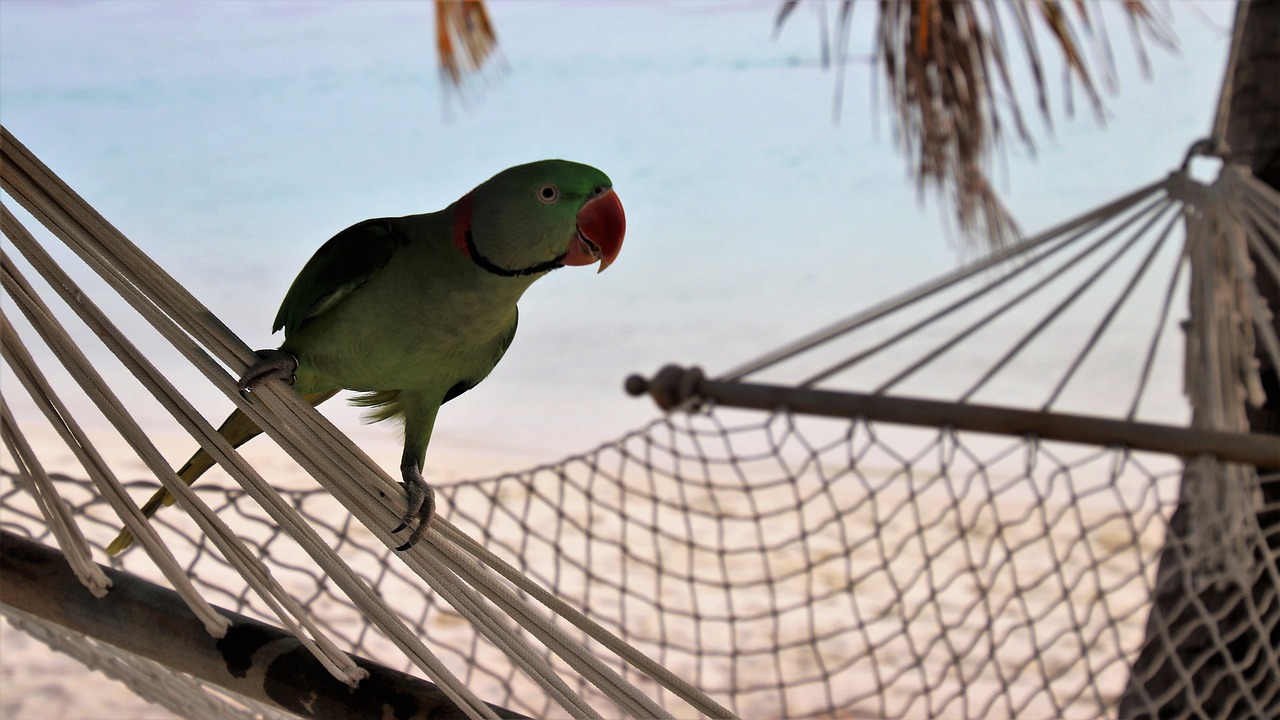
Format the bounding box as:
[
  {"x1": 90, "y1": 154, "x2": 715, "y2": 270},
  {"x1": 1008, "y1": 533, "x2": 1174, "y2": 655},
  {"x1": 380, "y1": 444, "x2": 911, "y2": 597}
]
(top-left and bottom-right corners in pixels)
[{"x1": 1181, "y1": 137, "x2": 1231, "y2": 171}]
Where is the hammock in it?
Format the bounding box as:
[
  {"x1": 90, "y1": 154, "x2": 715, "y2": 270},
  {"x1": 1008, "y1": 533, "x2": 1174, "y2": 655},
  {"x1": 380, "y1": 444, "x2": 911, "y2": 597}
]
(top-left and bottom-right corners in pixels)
[
  {"x1": 3, "y1": 121, "x2": 1279, "y2": 720},
  {"x1": 0, "y1": 127, "x2": 730, "y2": 720}
]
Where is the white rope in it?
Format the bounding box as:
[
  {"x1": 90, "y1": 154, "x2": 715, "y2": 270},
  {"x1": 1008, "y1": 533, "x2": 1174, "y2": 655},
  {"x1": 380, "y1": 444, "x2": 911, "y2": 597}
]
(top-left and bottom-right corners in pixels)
[
  {"x1": 867, "y1": 190, "x2": 1174, "y2": 397},
  {"x1": 813, "y1": 183, "x2": 1175, "y2": 390},
  {"x1": 407, "y1": 544, "x2": 609, "y2": 720},
  {"x1": 0, "y1": 403, "x2": 110, "y2": 597},
  {"x1": 436, "y1": 520, "x2": 739, "y2": 719},
  {"x1": 1042, "y1": 205, "x2": 1184, "y2": 409},
  {"x1": 0, "y1": 240, "x2": 367, "y2": 685},
  {"x1": 418, "y1": 529, "x2": 679, "y2": 719},
  {"x1": 1214, "y1": 166, "x2": 1280, "y2": 418},
  {"x1": 951, "y1": 197, "x2": 1180, "y2": 402},
  {"x1": 1176, "y1": 160, "x2": 1278, "y2": 590},
  {"x1": 221, "y1": 371, "x2": 623, "y2": 716},
  {"x1": 0, "y1": 315, "x2": 230, "y2": 636},
  {"x1": 715, "y1": 156, "x2": 1279, "y2": 437},
  {"x1": 1, "y1": 136, "x2": 507, "y2": 719},
  {"x1": 1226, "y1": 215, "x2": 1276, "y2": 409},
  {"x1": 1127, "y1": 225, "x2": 1193, "y2": 421},
  {"x1": 718, "y1": 175, "x2": 1174, "y2": 383}
]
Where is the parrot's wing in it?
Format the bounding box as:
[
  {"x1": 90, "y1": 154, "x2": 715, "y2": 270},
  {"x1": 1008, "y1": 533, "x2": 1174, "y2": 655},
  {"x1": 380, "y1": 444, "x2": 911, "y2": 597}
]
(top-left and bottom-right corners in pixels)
[{"x1": 273, "y1": 218, "x2": 409, "y2": 335}]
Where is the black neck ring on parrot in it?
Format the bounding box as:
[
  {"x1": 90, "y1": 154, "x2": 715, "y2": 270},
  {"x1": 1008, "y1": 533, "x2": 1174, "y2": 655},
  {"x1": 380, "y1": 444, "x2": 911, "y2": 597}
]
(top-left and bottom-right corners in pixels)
[{"x1": 464, "y1": 229, "x2": 564, "y2": 277}]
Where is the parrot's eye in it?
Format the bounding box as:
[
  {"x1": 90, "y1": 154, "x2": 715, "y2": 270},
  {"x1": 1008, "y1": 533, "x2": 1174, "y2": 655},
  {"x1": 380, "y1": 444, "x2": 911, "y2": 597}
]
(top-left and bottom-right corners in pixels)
[{"x1": 536, "y1": 183, "x2": 560, "y2": 204}]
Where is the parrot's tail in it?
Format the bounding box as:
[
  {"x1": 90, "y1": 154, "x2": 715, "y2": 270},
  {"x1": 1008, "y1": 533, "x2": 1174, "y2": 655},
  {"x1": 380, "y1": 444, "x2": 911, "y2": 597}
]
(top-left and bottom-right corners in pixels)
[{"x1": 105, "y1": 390, "x2": 339, "y2": 555}]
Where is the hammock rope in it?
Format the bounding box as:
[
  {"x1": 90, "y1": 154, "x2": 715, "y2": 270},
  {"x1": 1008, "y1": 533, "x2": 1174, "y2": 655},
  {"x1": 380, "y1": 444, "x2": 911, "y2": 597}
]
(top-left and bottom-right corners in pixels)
[
  {"x1": 0, "y1": 388, "x2": 109, "y2": 597},
  {"x1": 716, "y1": 166, "x2": 1280, "y2": 435},
  {"x1": 718, "y1": 175, "x2": 1176, "y2": 384},
  {"x1": 0, "y1": 126, "x2": 734, "y2": 719}
]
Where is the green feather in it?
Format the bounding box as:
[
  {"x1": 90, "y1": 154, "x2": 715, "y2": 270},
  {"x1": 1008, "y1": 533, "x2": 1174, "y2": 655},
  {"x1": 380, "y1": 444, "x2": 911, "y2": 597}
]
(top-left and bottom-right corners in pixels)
[{"x1": 273, "y1": 218, "x2": 408, "y2": 335}]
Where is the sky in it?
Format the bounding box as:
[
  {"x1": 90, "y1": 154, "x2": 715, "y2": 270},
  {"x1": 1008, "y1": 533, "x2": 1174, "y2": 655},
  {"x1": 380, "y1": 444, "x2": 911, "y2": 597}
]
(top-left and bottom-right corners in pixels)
[{"x1": 0, "y1": 0, "x2": 1236, "y2": 483}]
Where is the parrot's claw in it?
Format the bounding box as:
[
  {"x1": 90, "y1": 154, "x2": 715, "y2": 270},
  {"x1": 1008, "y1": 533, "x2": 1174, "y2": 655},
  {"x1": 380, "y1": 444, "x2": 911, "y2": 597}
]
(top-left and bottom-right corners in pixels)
[
  {"x1": 238, "y1": 349, "x2": 298, "y2": 398},
  {"x1": 392, "y1": 460, "x2": 436, "y2": 551}
]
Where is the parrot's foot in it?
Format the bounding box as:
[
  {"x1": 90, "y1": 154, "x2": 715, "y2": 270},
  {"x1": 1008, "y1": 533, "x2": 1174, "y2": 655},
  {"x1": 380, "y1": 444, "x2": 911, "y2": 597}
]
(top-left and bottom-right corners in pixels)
[
  {"x1": 237, "y1": 349, "x2": 298, "y2": 397},
  {"x1": 392, "y1": 459, "x2": 436, "y2": 551}
]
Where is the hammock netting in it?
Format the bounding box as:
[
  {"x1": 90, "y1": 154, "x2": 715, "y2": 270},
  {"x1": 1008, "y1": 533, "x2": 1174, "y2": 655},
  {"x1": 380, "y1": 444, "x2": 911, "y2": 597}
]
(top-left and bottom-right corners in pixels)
[
  {"x1": 3, "y1": 428, "x2": 1197, "y2": 719},
  {"x1": 3, "y1": 131, "x2": 1279, "y2": 718}
]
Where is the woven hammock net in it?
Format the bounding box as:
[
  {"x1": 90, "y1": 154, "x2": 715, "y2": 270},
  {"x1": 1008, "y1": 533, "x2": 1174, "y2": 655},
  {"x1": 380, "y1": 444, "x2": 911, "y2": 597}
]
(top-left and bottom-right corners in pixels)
[
  {"x1": 3, "y1": 430, "x2": 1195, "y2": 719},
  {"x1": 3, "y1": 140, "x2": 1280, "y2": 718}
]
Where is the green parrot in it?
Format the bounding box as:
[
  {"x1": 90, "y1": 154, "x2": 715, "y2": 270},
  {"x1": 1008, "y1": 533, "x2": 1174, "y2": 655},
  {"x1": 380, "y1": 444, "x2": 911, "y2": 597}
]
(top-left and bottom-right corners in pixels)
[{"x1": 106, "y1": 160, "x2": 625, "y2": 555}]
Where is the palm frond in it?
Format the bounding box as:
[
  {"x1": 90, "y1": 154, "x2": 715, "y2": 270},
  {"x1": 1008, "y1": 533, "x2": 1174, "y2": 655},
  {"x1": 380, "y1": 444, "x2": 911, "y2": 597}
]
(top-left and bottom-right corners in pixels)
[
  {"x1": 436, "y1": 0, "x2": 499, "y2": 90},
  {"x1": 779, "y1": 0, "x2": 1176, "y2": 250}
]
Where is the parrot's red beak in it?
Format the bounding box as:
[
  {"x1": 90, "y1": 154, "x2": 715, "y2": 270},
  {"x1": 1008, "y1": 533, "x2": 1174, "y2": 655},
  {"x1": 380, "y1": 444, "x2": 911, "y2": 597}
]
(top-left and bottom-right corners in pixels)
[{"x1": 564, "y1": 189, "x2": 625, "y2": 273}]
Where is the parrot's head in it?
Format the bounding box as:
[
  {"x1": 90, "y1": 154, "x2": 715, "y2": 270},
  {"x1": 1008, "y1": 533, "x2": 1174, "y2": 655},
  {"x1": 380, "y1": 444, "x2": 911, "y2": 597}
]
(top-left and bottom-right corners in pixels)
[{"x1": 458, "y1": 160, "x2": 625, "y2": 276}]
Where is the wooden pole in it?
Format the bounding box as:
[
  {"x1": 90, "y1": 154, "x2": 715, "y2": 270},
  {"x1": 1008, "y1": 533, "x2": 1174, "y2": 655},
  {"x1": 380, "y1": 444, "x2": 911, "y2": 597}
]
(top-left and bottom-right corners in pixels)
[
  {"x1": 627, "y1": 365, "x2": 1280, "y2": 466},
  {"x1": 0, "y1": 530, "x2": 528, "y2": 720}
]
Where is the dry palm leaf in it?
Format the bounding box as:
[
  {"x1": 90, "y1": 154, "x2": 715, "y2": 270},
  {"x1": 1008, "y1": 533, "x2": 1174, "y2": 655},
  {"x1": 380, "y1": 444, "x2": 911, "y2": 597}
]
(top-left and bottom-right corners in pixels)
[
  {"x1": 436, "y1": 0, "x2": 499, "y2": 89},
  {"x1": 778, "y1": 0, "x2": 1176, "y2": 249}
]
